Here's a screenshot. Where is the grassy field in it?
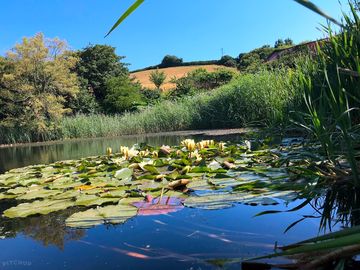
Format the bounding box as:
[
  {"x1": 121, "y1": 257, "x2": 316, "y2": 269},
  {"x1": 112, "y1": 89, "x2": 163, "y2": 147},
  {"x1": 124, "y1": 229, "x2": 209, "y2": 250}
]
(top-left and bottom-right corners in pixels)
[{"x1": 131, "y1": 65, "x2": 238, "y2": 90}]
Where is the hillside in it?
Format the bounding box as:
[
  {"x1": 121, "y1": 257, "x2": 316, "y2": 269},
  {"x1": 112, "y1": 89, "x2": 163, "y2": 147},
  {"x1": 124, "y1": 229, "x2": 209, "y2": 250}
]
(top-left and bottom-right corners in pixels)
[{"x1": 131, "y1": 65, "x2": 238, "y2": 91}]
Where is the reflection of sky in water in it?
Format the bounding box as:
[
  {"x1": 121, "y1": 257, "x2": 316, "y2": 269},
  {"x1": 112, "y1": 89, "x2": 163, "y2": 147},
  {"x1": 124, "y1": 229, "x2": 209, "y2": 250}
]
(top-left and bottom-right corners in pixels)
[{"x1": 0, "y1": 201, "x2": 322, "y2": 270}]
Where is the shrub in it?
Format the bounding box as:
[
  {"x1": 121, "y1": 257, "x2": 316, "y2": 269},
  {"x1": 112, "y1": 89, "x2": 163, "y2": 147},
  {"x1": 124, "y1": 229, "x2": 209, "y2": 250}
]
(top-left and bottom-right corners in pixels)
[
  {"x1": 149, "y1": 69, "x2": 167, "y2": 90},
  {"x1": 218, "y1": 55, "x2": 237, "y2": 67},
  {"x1": 103, "y1": 76, "x2": 144, "y2": 114},
  {"x1": 168, "y1": 68, "x2": 236, "y2": 98}
]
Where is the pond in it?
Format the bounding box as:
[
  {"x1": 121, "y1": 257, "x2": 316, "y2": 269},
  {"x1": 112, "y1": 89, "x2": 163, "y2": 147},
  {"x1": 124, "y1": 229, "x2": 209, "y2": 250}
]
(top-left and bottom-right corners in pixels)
[{"x1": 0, "y1": 131, "x2": 343, "y2": 269}]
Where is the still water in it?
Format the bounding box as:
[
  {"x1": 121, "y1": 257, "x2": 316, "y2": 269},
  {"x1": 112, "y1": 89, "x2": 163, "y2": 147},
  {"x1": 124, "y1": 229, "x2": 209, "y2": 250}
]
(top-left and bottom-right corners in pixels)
[{"x1": 0, "y1": 133, "x2": 322, "y2": 269}]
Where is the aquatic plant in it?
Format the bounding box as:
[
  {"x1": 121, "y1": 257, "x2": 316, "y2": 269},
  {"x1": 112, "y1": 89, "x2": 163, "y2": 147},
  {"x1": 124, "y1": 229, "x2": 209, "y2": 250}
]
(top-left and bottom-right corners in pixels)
[{"x1": 0, "y1": 139, "x2": 318, "y2": 228}]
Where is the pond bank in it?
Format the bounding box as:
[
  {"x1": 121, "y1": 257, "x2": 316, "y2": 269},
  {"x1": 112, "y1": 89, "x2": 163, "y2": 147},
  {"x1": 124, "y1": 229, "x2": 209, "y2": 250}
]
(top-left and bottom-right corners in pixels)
[{"x1": 0, "y1": 128, "x2": 255, "y2": 149}]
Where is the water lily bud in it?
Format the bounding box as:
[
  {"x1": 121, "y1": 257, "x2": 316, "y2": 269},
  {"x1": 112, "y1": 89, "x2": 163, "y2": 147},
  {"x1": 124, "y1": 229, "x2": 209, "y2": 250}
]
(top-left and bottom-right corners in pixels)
[
  {"x1": 155, "y1": 174, "x2": 166, "y2": 181},
  {"x1": 160, "y1": 145, "x2": 171, "y2": 155},
  {"x1": 218, "y1": 142, "x2": 226, "y2": 151},
  {"x1": 245, "y1": 140, "x2": 252, "y2": 151},
  {"x1": 106, "y1": 147, "x2": 112, "y2": 156},
  {"x1": 152, "y1": 151, "x2": 158, "y2": 158}
]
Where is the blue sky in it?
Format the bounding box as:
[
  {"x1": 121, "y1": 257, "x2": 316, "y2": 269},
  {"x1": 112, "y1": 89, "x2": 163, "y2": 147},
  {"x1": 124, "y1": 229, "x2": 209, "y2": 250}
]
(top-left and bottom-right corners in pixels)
[{"x1": 0, "y1": 0, "x2": 350, "y2": 70}]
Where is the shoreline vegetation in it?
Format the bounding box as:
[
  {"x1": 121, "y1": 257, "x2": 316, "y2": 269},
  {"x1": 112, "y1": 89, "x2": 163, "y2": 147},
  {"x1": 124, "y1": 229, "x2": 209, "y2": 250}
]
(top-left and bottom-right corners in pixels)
[{"x1": 0, "y1": 68, "x2": 303, "y2": 145}]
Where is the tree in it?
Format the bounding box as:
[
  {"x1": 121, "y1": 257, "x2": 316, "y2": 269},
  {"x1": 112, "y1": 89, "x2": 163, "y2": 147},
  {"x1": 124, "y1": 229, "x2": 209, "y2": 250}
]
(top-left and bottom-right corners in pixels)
[
  {"x1": 218, "y1": 55, "x2": 237, "y2": 67},
  {"x1": 103, "y1": 76, "x2": 144, "y2": 114},
  {"x1": 284, "y1": 38, "x2": 294, "y2": 46},
  {"x1": 75, "y1": 44, "x2": 128, "y2": 104},
  {"x1": 149, "y1": 69, "x2": 167, "y2": 90},
  {"x1": 274, "y1": 38, "x2": 284, "y2": 48},
  {"x1": 275, "y1": 38, "x2": 294, "y2": 48},
  {"x1": 160, "y1": 55, "x2": 183, "y2": 68},
  {"x1": 237, "y1": 45, "x2": 274, "y2": 72},
  {"x1": 0, "y1": 33, "x2": 79, "y2": 140}
]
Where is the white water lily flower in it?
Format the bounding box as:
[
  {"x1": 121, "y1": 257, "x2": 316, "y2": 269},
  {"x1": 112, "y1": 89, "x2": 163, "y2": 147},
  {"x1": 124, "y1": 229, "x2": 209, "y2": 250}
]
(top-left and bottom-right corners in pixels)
[
  {"x1": 120, "y1": 146, "x2": 139, "y2": 160},
  {"x1": 139, "y1": 149, "x2": 150, "y2": 157},
  {"x1": 197, "y1": 140, "x2": 214, "y2": 150},
  {"x1": 189, "y1": 150, "x2": 202, "y2": 162},
  {"x1": 181, "y1": 139, "x2": 196, "y2": 151}
]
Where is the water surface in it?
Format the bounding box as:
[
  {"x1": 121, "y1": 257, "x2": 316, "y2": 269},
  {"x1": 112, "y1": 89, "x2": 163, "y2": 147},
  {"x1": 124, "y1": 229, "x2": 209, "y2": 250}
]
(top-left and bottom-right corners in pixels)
[{"x1": 0, "y1": 133, "x2": 323, "y2": 269}]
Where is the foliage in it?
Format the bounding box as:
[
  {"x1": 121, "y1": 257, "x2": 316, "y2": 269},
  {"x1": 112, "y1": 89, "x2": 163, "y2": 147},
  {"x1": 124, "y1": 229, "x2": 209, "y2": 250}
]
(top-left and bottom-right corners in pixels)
[
  {"x1": 0, "y1": 67, "x2": 302, "y2": 143},
  {"x1": 55, "y1": 68, "x2": 300, "y2": 140},
  {"x1": 102, "y1": 76, "x2": 144, "y2": 114},
  {"x1": 168, "y1": 68, "x2": 236, "y2": 98},
  {"x1": 141, "y1": 88, "x2": 162, "y2": 104},
  {"x1": 237, "y1": 45, "x2": 275, "y2": 72},
  {"x1": 0, "y1": 33, "x2": 79, "y2": 142},
  {"x1": 67, "y1": 77, "x2": 100, "y2": 114},
  {"x1": 274, "y1": 38, "x2": 294, "y2": 48},
  {"x1": 149, "y1": 69, "x2": 167, "y2": 90},
  {"x1": 218, "y1": 55, "x2": 237, "y2": 67},
  {"x1": 294, "y1": 2, "x2": 360, "y2": 185},
  {"x1": 75, "y1": 44, "x2": 128, "y2": 103},
  {"x1": 159, "y1": 55, "x2": 183, "y2": 68}
]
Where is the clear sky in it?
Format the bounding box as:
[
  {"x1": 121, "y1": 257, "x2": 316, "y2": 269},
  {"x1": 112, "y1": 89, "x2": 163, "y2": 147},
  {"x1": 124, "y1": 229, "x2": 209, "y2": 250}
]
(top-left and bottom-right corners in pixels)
[{"x1": 0, "y1": 0, "x2": 350, "y2": 70}]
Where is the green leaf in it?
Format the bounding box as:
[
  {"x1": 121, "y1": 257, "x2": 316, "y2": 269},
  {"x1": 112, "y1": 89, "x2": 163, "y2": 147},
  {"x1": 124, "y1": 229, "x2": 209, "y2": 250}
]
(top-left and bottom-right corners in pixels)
[
  {"x1": 294, "y1": 0, "x2": 342, "y2": 26},
  {"x1": 114, "y1": 168, "x2": 133, "y2": 181},
  {"x1": 143, "y1": 165, "x2": 160, "y2": 174},
  {"x1": 3, "y1": 199, "x2": 74, "y2": 218},
  {"x1": 65, "y1": 203, "x2": 138, "y2": 228},
  {"x1": 105, "y1": 0, "x2": 145, "y2": 37},
  {"x1": 75, "y1": 194, "x2": 120, "y2": 206}
]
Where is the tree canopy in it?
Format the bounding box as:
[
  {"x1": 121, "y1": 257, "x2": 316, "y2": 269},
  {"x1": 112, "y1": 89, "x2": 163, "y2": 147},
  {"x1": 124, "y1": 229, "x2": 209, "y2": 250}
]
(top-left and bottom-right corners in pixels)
[{"x1": 0, "y1": 33, "x2": 79, "y2": 140}]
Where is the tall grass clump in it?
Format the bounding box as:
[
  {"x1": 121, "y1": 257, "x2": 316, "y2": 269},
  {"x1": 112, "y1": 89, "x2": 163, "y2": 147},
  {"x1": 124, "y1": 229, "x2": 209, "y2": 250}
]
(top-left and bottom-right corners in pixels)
[{"x1": 295, "y1": 2, "x2": 360, "y2": 185}]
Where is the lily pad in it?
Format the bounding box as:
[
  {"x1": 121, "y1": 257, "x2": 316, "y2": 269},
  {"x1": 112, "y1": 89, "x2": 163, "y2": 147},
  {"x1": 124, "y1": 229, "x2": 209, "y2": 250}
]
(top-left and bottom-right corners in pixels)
[
  {"x1": 114, "y1": 168, "x2": 133, "y2": 181},
  {"x1": 3, "y1": 199, "x2": 74, "y2": 218},
  {"x1": 65, "y1": 203, "x2": 138, "y2": 228},
  {"x1": 75, "y1": 194, "x2": 120, "y2": 207}
]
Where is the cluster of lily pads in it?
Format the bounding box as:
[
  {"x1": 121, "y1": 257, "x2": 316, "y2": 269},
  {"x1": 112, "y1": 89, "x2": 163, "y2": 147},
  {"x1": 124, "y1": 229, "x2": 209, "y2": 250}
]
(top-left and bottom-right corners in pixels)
[{"x1": 0, "y1": 139, "x2": 309, "y2": 228}]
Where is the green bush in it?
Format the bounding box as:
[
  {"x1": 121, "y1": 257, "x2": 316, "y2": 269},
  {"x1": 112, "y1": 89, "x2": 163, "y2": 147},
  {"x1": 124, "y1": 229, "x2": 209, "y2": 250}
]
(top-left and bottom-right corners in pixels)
[
  {"x1": 168, "y1": 68, "x2": 236, "y2": 99},
  {"x1": 149, "y1": 69, "x2": 167, "y2": 90},
  {"x1": 141, "y1": 88, "x2": 162, "y2": 104},
  {"x1": 102, "y1": 76, "x2": 144, "y2": 114},
  {"x1": 159, "y1": 55, "x2": 183, "y2": 68}
]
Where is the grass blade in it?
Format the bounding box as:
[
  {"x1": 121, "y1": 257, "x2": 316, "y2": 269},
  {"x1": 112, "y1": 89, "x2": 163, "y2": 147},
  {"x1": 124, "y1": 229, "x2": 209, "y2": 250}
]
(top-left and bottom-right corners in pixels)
[
  {"x1": 105, "y1": 0, "x2": 145, "y2": 37},
  {"x1": 294, "y1": 0, "x2": 342, "y2": 26}
]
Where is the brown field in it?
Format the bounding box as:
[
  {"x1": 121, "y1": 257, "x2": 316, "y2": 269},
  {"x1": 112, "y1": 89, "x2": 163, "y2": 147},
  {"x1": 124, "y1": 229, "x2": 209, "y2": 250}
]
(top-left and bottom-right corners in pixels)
[{"x1": 131, "y1": 65, "x2": 237, "y2": 91}]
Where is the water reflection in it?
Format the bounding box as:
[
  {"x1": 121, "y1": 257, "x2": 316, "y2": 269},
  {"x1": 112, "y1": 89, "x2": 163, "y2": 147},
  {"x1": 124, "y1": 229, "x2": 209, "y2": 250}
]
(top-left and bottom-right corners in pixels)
[
  {"x1": 0, "y1": 209, "x2": 84, "y2": 249},
  {"x1": 0, "y1": 203, "x2": 321, "y2": 270},
  {"x1": 0, "y1": 133, "x2": 244, "y2": 173},
  {"x1": 317, "y1": 183, "x2": 360, "y2": 229}
]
